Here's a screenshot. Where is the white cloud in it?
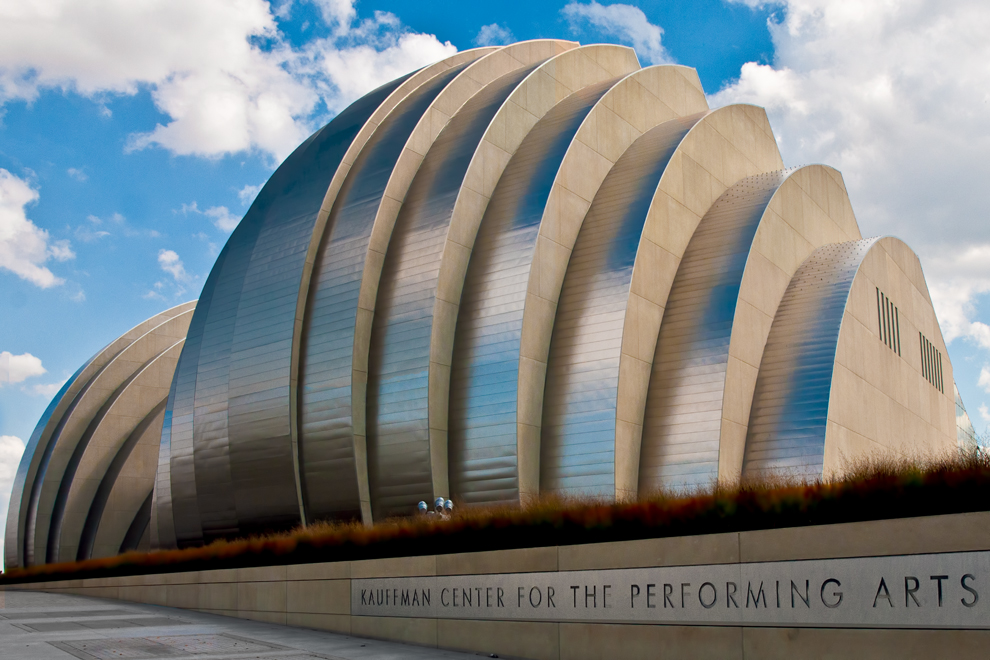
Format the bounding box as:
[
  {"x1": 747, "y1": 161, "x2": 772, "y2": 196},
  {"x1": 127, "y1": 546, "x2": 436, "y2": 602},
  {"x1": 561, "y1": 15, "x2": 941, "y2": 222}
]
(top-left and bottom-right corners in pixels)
[
  {"x1": 29, "y1": 381, "x2": 64, "y2": 398},
  {"x1": 0, "y1": 434, "x2": 26, "y2": 569},
  {"x1": 474, "y1": 24, "x2": 514, "y2": 47},
  {"x1": 74, "y1": 224, "x2": 110, "y2": 243},
  {"x1": 0, "y1": 0, "x2": 456, "y2": 161},
  {"x1": 204, "y1": 206, "x2": 241, "y2": 232},
  {"x1": 0, "y1": 351, "x2": 46, "y2": 385},
  {"x1": 561, "y1": 1, "x2": 672, "y2": 64},
  {"x1": 310, "y1": 0, "x2": 357, "y2": 34},
  {"x1": 713, "y1": 0, "x2": 990, "y2": 356},
  {"x1": 76, "y1": 212, "x2": 138, "y2": 242},
  {"x1": 979, "y1": 367, "x2": 990, "y2": 394},
  {"x1": 309, "y1": 30, "x2": 457, "y2": 113},
  {"x1": 147, "y1": 248, "x2": 192, "y2": 300},
  {"x1": 238, "y1": 183, "x2": 263, "y2": 206},
  {"x1": 179, "y1": 201, "x2": 242, "y2": 232},
  {"x1": 158, "y1": 249, "x2": 189, "y2": 283},
  {"x1": 0, "y1": 169, "x2": 74, "y2": 288},
  {"x1": 980, "y1": 404, "x2": 990, "y2": 423},
  {"x1": 66, "y1": 167, "x2": 87, "y2": 182}
]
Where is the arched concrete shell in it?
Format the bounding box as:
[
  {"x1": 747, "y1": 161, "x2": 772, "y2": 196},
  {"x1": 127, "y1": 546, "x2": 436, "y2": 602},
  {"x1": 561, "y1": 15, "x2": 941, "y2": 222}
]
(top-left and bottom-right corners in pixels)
[
  {"x1": 742, "y1": 237, "x2": 956, "y2": 478},
  {"x1": 303, "y1": 40, "x2": 577, "y2": 524},
  {"x1": 56, "y1": 339, "x2": 185, "y2": 562},
  {"x1": 638, "y1": 165, "x2": 862, "y2": 493},
  {"x1": 4, "y1": 301, "x2": 194, "y2": 568},
  {"x1": 89, "y1": 401, "x2": 167, "y2": 558},
  {"x1": 370, "y1": 45, "x2": 646, "y2": 517},
  {"x1": 542, "y1": 104, "x2": 784, "y2": 499},
  {"x1": 451, "y1": 64, "x2": 710, "y2": 505},
  {"x1": 6, "y1": 41, "x2": 962, "y2": 566}
]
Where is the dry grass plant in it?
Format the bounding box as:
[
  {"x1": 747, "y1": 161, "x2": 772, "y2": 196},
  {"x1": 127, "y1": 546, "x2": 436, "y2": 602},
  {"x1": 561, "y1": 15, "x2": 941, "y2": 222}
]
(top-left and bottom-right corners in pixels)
[{"x1": 5, "y1": 448, "x2": 987, "y2": 583}]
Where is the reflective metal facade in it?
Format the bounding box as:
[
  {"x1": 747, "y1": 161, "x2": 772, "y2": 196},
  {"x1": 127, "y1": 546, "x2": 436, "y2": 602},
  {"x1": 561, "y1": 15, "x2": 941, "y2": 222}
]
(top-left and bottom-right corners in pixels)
[
  {"x1": 448, "y1": 79, "x2": 619, "y2": 504},
  {"x1": 8, "y1": 42, "x2": 959, "y2": 568},
  {"x1": 368, "y1": 63, "x2": 543, "y2": 518},
  {"x1": 160, "y1": 75, "x2": 413, "y2": 545},
  {"x1": 639, "y1": 171, "x2": 794, "y2": 492},
  {"x1": 742, "y1": 238, "x2": 879, "y2": 478},
  {"x1": 297, "y1": 62, "x2": 475, "y2": 524},
  {"x1": 541, "y1": 115, "x2": 704, "y2": 497}
]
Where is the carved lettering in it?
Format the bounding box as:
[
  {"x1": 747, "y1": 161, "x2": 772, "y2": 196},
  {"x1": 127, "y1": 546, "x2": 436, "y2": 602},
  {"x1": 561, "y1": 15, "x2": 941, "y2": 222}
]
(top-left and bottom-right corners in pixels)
[
  {"x1": 962, "y1": 574, "x2": 979, "y2": 608},
  {"x1": 727, "y1": 582, "x2": 739, "y2": 608},
  {"x1": 699, "y1": 582, "x2": 717, "y2": 609},
  {"x1": 746, "y1": 582, "x2": 766, "y2": 608},
  {"x1": 930, "y1": 575, "x2": 948, "y2": 607},
  {"x1": 585, "y1": 585, "x2": 596, "y2": 608},
  {"x1": 905, "y1": 576, "x2": 921, "y2": 607},
  {"x1": 821, "y1": 579, "x2": 843, "y2": 609},
  {"x1": 873, "y1": 578, "x2": 892, "y2": 608}
]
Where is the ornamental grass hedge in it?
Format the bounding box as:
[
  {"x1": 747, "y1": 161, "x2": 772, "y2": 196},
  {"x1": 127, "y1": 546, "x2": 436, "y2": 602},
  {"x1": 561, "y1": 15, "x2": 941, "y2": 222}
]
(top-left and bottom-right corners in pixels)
[{"x1": 3, "y1": 450, "x2": 989, "y2": 585}]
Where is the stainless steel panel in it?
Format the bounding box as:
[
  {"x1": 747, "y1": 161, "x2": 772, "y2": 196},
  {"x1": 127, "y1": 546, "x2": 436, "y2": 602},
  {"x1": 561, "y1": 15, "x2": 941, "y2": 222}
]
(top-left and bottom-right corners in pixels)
[
  {"x1": 299, "y1": 63, "x2": 473, "y2": 523},
  {"x1": 742, "y1": 238, "x2": 880, "y2": 479},
  {"x1": 639, "y1": 171, "x2": 793, "y2": 493},
  {"x1": 541, "y1": 116, "x2": 704, "y2": 498},
  {"x1": 161, "y1": 74, "x2": 413, "y2": 545},
  {"x1": 449, "y1": 79, "x2": 621, "y2": 505},
  {"x1": 367, "y1": 63, "x2": 541, "y2": 519}
]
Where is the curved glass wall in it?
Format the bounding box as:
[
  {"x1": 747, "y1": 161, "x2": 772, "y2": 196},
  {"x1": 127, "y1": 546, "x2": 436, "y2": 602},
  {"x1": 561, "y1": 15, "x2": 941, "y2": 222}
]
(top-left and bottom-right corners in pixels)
[{"x1": 955, "y1": 382, "x2": 980, "y2": 451}]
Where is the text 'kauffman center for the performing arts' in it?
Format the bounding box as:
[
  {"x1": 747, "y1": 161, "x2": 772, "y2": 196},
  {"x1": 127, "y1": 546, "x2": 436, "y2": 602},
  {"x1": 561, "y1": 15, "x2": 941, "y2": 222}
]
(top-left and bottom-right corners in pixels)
[{"x1": 6, "y1": 39, "x2": 974, "y2": 569}]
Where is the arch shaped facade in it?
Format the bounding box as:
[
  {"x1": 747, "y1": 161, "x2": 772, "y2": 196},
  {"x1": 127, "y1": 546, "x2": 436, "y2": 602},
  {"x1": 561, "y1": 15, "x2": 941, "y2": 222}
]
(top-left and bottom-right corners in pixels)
[{"x1": 5, "y1": 42, "x2": 960, "y2": 567}]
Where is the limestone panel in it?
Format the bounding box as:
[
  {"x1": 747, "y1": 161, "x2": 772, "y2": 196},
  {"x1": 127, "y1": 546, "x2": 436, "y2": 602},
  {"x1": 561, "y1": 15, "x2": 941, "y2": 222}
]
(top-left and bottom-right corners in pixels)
[
  {"x1": 824, "y1": 237, "x2": 956, "y2": 474},
  {"x1": 6, "y1": 300, "x2": 194, "y2": 569}
]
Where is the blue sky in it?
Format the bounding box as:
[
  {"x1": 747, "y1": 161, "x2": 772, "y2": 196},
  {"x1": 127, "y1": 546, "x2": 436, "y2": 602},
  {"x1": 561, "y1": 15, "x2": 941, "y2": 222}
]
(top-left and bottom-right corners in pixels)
[{"x1": 2, "y1": 0, "x2": 989, "y2": 560}]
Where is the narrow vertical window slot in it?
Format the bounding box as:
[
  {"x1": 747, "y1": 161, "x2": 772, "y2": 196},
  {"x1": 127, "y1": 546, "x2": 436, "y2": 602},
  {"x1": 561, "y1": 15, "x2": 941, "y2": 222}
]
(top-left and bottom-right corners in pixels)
[
  {"x1": 887, "y1": 298, "x2": 897, "y2": 351},
  {"x1": 920, "y1": 333, "x2": 926, "y2": 381},
  {"x1": 895, "y1": 307, "x2": 901, "y2": 356},
  {"x1": 877, "y1": 287, "x2": 883, "y2": 341},
  {"x1": 938, "y1": 351, "x2": 944, "y2": 393},
  {"x1": 880, "y1": 292, "x2": 886, "y2": 346},
  {"x1": 889, "y1": 299, "x2": 895, "y2": 350},
  {"x1": 887, "y1": 298, "x2": 894, "y2": 350}
]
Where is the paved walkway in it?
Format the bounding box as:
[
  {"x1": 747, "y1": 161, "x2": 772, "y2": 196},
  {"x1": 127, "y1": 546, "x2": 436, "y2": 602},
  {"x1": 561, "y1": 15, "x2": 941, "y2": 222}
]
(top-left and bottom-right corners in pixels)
[{"x1": 0, "y1": 588, "x2": 505, "y2": 659}]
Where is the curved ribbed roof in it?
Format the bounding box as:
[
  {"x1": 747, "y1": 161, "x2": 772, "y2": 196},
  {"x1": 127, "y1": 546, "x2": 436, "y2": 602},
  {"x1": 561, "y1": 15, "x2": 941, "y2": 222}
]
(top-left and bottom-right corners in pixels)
[{"x1": 6, "y1": 42, "x2": 960, "y2": 567}]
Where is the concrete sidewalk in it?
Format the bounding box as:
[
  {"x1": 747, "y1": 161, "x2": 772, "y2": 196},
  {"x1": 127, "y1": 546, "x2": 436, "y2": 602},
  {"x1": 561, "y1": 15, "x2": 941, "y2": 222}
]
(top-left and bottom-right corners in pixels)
[{"x1": 0, "y1": 588, "x2": 509, "y2": 659}]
